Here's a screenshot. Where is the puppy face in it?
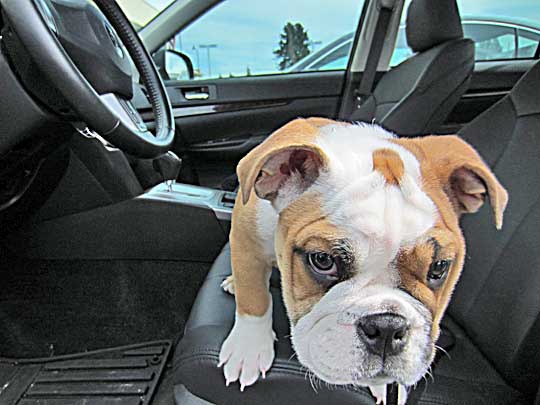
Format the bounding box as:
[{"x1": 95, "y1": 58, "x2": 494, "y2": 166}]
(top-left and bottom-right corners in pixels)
[{"x1": 237, "y1": 118, "x2": 507, "y2": 387}]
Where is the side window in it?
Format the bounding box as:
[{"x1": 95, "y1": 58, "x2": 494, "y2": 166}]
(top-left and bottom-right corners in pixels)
[
  {"x1": 390, "y1": 0, "x2": 540, "y2": 67},
  {"x1": 457, "y1": 0, "x2": 540, "y2": 62},
  {"x1": 159, "y1": 0, "x2": 364, "y2": 81},
  {"x1": 463, "y1": 23, "x2": 516, "y2": 61},
  {"x1": 292, "y1": 35, "x2": 354, "y2": 72}
]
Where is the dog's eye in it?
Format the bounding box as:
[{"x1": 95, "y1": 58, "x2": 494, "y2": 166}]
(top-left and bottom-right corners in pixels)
[
  {"x1": 427, "y1": 260, "x2": 451, "y2": 289},
  {"x1": 308, "y1": 252, "x2": 336, "y2": 273},
  {"x1": 307, "y1": 252, "x2": 338, "y2": 280}
]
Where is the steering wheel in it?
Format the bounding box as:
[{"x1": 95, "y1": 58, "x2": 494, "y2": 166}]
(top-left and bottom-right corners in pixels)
[{"x1": 1, "y1": 0, "x2": 175, "y2": 158}]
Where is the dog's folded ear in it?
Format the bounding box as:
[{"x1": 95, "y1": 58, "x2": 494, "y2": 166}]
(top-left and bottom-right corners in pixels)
[
  {"x1": 411, "y1": 135, "x2": 508, "y2": 229},
  {"x1": 237, "y1": 118, "x2": 332, "y2": 207}
]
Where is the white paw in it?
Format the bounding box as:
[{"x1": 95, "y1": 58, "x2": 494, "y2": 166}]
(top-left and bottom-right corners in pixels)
[
  {"x1": 368, "y1": 384, "x2": 408, "y2": 405},
  {"x1": 218, "y1": 300, "x2": 276, "y2": 391},
  {"x1": 221, "y1": 276, "x2": 235, "y2": 295}
]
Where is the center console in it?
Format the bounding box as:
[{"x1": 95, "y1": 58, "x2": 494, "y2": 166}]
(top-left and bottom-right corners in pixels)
[{"x1": 139, "y1": 182, "x2": 236, "y2": 221}]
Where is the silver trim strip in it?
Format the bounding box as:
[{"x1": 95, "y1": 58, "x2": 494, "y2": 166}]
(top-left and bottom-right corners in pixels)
[
  {"x1": 172, "y1": 105, "x2": 216, "y2": 118},
  {"x1": 462, "y1": 90, "x2": 509, "y2": 99},
  {"x1": 138, "y1": 182, "x2": 233, "y2": 221}
]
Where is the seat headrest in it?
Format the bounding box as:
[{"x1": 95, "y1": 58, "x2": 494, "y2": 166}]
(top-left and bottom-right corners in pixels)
[{"x1": 406, "y1": 0, "x2": 464, "y2": 53}]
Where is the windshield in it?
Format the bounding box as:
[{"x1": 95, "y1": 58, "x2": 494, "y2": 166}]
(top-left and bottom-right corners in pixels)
[{"x1": 117, "y1": 0, "x2": 176, "y2": 31}]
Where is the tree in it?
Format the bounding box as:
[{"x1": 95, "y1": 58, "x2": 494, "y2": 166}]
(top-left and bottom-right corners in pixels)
[{"x1": 274, "y1": 22, "x2": 311, "y2": 71}]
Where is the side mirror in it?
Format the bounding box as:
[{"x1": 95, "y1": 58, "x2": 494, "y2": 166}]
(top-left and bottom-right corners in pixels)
[{"x1": 153, "y1": 49, "x2": 194, "y2": 80}]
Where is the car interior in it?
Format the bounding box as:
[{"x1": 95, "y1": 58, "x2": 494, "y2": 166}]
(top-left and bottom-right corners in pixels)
[{"x1": 0, "y1": 0, "x2": 538, "y2": 404}]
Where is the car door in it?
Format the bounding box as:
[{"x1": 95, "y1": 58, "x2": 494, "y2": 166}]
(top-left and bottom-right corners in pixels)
[{"x1": 127, "y1": 0, "x2": 368, "y2": 189}]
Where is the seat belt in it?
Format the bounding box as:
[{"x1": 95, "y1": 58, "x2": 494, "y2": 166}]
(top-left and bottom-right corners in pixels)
[{"x1": 355, "y1": 0, "x2": 394, "y2": 106}]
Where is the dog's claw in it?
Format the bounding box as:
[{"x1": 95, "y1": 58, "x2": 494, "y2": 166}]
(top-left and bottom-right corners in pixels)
[
  {"x1": 220, "y1": 304, "x2": 275, "y2": 391},
  {"x1": 221, "y1": 276, "x2": 235, "y2": 295}
]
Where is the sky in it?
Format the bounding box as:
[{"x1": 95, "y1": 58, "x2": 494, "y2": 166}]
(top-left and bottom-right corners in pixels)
[
  {"x1": 175, "y1": 0, "x2": 364, "y2": 77},
  {"x1": 144, "y1": 0, "x2": 540, "y2": 80}
]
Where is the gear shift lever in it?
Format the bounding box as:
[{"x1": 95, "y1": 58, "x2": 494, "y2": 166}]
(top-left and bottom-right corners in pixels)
[{"x1": 152, "y1": 151, "x2": 182, "y2": 191}]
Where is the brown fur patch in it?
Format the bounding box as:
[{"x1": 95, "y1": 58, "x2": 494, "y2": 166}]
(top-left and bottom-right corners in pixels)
[
  {"x1": 372, "y1": 148, "x2": 405, "y2": 185},
  {"x1": 237, "y1": 117, "x2": 340, "y2": 205},
  {"x1": 392, "y1": 135, "x2": 508, "y2": 229},
  {"x1": 275, "y1": 193, "x2": 347, "y2": 324},
  {"x1": 229, "y1": 192, "x2": 273, "y2": 316},
  {"x1": 396, "y1": 223, "x2": 461, "y2": 339}
]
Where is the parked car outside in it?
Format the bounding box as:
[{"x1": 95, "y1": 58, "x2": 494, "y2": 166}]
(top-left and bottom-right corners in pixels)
[{"x1": 287, "y1": 17, "x2": 540, "y2": 72}]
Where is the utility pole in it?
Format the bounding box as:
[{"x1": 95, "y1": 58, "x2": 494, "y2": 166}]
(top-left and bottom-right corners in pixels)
[
  {"x1": 176, "y1": 32, "x2": 183, "y2": 51},
  {"x1": 199, "y1": 44, "x2": 218, "y2": 77},
  {"x1": 192, "y1": 45, "x2": 200, "y2": 74}
]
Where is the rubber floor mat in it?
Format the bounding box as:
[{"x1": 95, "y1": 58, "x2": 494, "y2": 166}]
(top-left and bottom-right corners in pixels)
[{"x1": 0, "y1": 340, "x2": 172, "y2": 405}]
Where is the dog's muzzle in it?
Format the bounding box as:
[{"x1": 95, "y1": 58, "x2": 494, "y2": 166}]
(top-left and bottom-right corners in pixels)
[{"x1": 292, "y1": 285, "x2": 434, "y2": 387}]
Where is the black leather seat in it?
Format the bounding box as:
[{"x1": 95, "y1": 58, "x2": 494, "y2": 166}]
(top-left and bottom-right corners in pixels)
[
  {"x1": 174, "y1": 61, "x2": 540, "y2": 404},
  {"x1": 350, "y1": 0, "x2": 474, "y2": 136}
]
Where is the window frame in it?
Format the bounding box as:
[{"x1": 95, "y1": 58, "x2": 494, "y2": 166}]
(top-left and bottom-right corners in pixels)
[{"x1": 517, "y1": 27, "x2": 540, "y2": 58}]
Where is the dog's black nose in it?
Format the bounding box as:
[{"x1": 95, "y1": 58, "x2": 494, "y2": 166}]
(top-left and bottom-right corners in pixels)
[{"x1": 357, "y1": 313, "x2": 409, "y2": 357}]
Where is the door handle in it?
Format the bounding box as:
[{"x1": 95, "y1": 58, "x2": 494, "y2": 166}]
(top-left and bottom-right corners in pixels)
[{"x1": 183, "y1": 88, "x2": 210, "y2": 100}]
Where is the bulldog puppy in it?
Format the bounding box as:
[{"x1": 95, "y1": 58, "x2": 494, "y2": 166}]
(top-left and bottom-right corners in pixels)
[{"x1": 218, "y1": 118, "x2": 507, "y2": 404}]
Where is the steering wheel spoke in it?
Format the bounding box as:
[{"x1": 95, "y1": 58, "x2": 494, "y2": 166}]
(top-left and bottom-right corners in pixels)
[{"x1": 99, "y1": 93, "x2": 148, "y2": 134}]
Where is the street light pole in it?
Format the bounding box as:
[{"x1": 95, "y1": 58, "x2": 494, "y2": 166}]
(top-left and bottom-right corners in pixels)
[
  {"x1": 199, "y1": 44, "x2": 218, "y2": 77},
  {"x1": 192, "y1": 45, "x2": 200, "y2": 74}
]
